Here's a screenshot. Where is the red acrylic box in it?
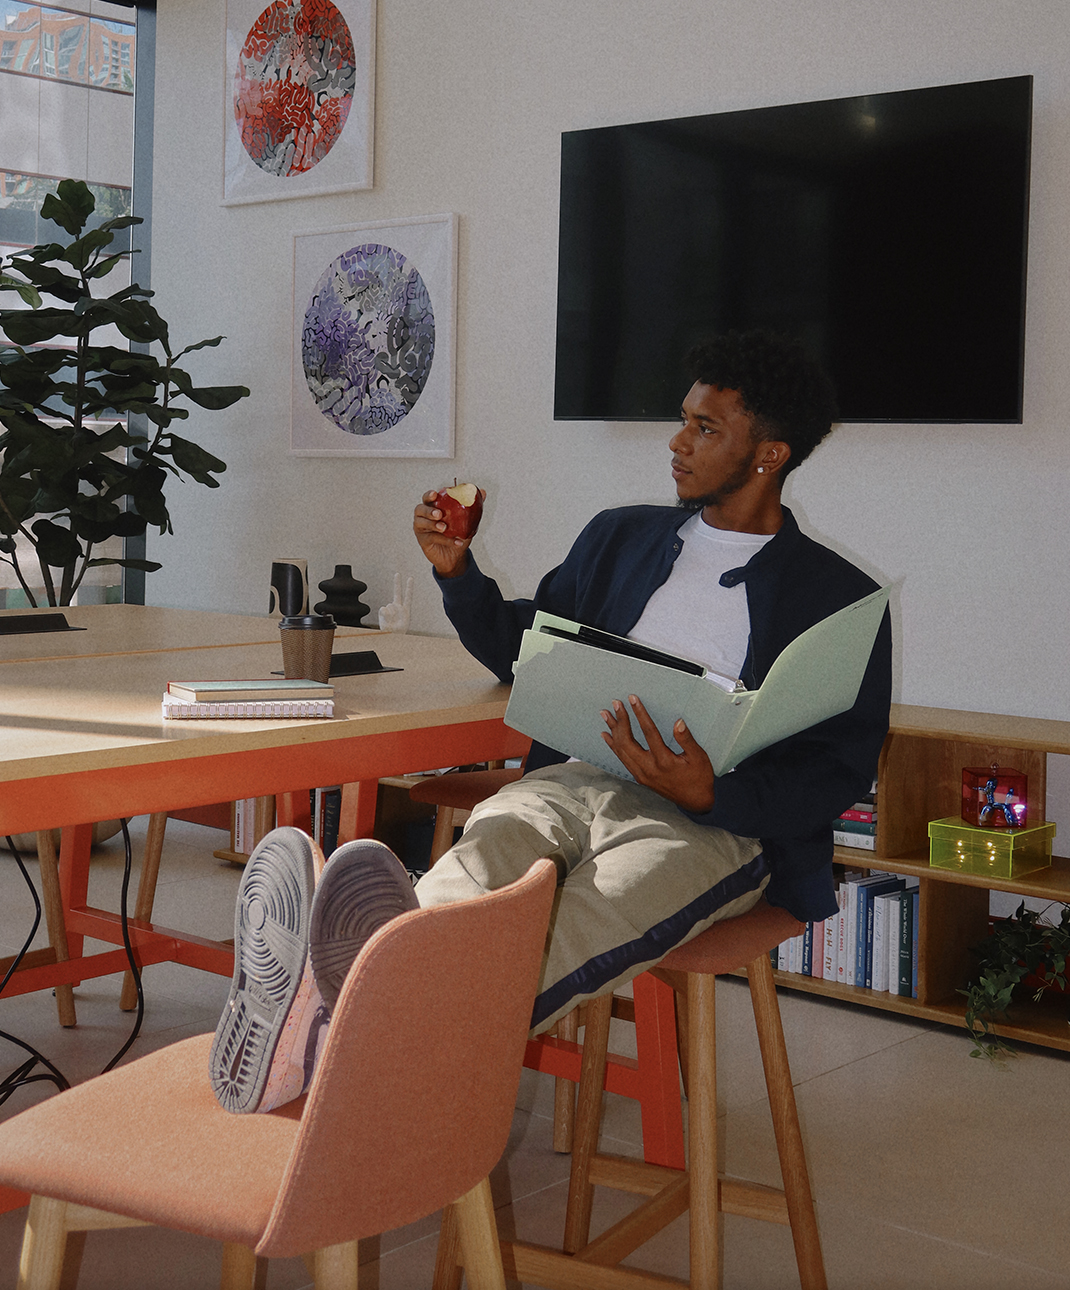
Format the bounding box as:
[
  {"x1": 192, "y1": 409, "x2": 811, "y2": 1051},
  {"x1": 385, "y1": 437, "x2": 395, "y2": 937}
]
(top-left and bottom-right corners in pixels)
[{"x1": 961, "y1": 765, "x2": 1027, "y2": 828}]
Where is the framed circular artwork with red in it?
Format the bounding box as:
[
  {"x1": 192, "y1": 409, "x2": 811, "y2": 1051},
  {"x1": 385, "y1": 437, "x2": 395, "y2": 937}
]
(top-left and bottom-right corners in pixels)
[{"x1": 224, "y1": 0, "x2": 374, "y2": 203}]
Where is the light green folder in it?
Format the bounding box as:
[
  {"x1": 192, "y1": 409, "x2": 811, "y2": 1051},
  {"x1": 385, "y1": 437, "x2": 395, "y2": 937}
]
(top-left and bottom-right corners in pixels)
[{"x1": 504, "y1": 585, "x2": 889, "y2": 778}]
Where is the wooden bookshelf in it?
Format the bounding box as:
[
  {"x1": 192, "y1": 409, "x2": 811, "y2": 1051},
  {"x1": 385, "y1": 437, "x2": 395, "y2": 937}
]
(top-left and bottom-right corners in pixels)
[{"x1": 763, "y1": 703, "x2": 1070, "y2": 1054}]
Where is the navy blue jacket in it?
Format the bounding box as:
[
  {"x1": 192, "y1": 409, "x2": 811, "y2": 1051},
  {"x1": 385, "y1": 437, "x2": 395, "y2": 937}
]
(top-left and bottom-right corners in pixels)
[{"x1": 438, "y1": 505, "x2": 892, "y2": 922}]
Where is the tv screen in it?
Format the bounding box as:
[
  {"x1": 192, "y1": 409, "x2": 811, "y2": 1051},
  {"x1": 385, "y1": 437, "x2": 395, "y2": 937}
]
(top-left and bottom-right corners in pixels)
[{"x1": 554, "y1": 76, "x2": 1032, "y2": 424}]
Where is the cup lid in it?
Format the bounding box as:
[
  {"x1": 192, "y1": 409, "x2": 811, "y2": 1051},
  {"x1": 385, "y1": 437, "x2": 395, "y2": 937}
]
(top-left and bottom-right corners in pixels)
[{"x1": 279, "y1": 614, "x2": 336, "y2": 629}]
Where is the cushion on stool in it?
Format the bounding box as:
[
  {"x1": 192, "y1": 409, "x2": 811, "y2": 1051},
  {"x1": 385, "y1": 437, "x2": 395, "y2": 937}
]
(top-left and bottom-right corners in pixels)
[{"x1": 659, "y1": 897, "x2": 804, "y2": 976}]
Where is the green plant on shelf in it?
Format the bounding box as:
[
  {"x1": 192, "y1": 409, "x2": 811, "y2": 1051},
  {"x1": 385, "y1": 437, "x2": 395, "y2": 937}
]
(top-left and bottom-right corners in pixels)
[
  {"x1": 961, "y1": 901, "x2": 1070, "y2": 1060},
  {"x1": 0, "y1": 178, "x2": 249, "y2": 606}
]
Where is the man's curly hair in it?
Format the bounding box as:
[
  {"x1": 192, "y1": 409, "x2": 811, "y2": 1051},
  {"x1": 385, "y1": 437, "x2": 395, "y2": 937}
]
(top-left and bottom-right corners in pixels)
[{"x1": 684, "y1": 331, "x2": 838, "y2": 476}]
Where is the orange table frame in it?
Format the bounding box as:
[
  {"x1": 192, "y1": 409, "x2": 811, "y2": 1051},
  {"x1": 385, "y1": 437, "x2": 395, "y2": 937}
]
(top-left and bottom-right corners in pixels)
[{"x1": 0, "y1": 717, "x2": 527, "y2": 1001}]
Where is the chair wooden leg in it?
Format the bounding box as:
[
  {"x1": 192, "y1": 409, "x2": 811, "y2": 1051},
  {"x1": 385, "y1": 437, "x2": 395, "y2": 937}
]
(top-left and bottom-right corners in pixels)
[
  {"x1": 120, "y1": 812, "x2": 168, "y2": 1011},
  {"x1": 746, "y1": 953, "x2": 827, "y2": 1290},
  {"x1": 687, "y1": 972, "x2": 722, "y2": 1290},
  {"x1": 562, "y1": 990, "x2": 613, "y2": 1254},
  {"x1": 310, "y1": 1240, "x2": 359, "y2": 1289},
  {"x1": 220, "y1": 1243, "x2": 268, "y2": 1290},
  {"x1": 18, "y1": 1196, "x2": 68, "y2": 1290},
  {"x1": 432, "y1": 1203, "x2": 464, "y2": 1290},
  {"x1": 35, "y1": 833, "x2": 76, "y2": 1027},
  {"x1": 453, "y1": 1177, "x2": 506, "y2": 1290},
  {"x1": 552, "y1": 1006, "x2": 579, "y2": 1152}
]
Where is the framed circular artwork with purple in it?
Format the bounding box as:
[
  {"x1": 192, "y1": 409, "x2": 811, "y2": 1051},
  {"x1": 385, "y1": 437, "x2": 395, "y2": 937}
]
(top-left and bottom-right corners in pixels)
[
  {"x1": 291, "y1": 215, "x2": 457, "y2": 457},
  {"x1": 302, "y1": 244, "x2": 435, "y2": 436}
]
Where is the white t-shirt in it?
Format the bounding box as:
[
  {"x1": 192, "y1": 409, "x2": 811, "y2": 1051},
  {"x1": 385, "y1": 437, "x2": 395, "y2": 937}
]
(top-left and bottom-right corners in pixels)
[{"x1": 627, "y1": 513, "x2": 773, "y2": 686}]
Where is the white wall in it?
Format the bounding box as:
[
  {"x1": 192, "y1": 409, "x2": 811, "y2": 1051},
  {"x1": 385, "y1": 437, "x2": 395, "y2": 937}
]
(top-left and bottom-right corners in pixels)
[{"x1": 149, "y1": 0, "x2": 1070, "y2": 734}]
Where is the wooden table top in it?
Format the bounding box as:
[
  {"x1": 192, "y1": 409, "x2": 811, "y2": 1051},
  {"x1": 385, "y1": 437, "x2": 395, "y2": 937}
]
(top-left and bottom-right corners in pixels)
[
  {"x1": 0, "y1": 632, "x2": 514, "y2": 785},
  {"x1": 0, "y1": 604, "x2": 373, "y2": 663}
]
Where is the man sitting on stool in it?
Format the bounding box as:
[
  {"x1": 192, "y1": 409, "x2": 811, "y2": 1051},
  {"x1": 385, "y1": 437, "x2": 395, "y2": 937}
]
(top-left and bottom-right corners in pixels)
[{"x1": 411, "y1": 330, "x2": 891, "y2": 1032}]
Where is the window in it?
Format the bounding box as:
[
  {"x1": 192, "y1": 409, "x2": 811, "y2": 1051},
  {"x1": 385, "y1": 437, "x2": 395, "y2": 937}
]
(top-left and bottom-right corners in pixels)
[{"x1": 0, "y1": 0, "x2": 148, "y2": 607}]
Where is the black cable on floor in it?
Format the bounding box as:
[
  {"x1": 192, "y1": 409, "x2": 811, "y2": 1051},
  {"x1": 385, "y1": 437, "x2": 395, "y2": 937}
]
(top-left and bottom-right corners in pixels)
[
  {"x1": 0, "y1": 819, "x2": 148, "y2": 1103},
  {"x1": 0, "y1": 835, "x2": 72, "y2": 1106},
  {"x1": 101, "y1": 817, "x2": 144, "y2": 1071}
]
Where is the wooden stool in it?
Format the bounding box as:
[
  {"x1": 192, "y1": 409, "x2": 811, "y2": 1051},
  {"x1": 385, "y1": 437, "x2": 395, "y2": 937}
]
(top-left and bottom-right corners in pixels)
[
  {"x1": 489, "y1": 897, "x2": 828, "y2": 1290},
  {"x1": 408, "y1": 765, "x2": 524, "y2": 865}
]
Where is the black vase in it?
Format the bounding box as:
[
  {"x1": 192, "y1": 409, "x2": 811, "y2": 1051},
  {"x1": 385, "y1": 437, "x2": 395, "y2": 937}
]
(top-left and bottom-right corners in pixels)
[{"x1": 315, "y1": 565, "x2": 371, "y2": 627}]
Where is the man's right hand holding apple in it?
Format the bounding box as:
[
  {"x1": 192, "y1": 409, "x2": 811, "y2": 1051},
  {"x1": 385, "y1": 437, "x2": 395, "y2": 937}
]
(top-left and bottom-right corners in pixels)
[{"x1": 413, "y1": 484, "x2": 485, "y2": 580}]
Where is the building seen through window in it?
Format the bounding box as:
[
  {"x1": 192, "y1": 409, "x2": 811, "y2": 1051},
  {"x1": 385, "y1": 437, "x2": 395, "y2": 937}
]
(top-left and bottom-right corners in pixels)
[{"x1": 0, "y1": 0, "x2": 137, "y2": 606}]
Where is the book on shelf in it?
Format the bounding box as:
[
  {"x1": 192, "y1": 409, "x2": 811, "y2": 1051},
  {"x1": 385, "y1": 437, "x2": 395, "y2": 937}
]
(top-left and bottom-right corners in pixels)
[
  {"x1": 312, "y1": 786, "x2": 342, "y2": 855},
  {"x1": 897, "y1": 890, "x2": 914, "y2": 998},
  {"x1": 872, "y1": 890, "x2": 899, "y2": 992},
  {"x1": 823, "y1": 913, "x2": 836, "y2": 980},
  {"x1": 911, "y1": 888, "x2": 920, "y2": 999},
  {"x1": 856, "y1": 875, "x2": 905, "y2": 989},
  {"x1": 162, "y1": 693, "x2": 335, "y2": 719},
  {"x1": 834, "y1": 817, "x2": 876, "y2": 835},
  {"x1": 834, "y1": 828, "x2": 875, "y2": 851},
  {"x1": 838, "y1": 807, "x2": 877, "y2": 824},
  {"x1": 167, "y1": 679, "x2": 334, "y2": 703}
]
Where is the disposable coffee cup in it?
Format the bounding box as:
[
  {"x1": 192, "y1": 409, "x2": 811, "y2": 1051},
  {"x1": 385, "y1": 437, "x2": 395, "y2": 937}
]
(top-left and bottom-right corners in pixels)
[{"x1": 279, "y1": 614, "x2": 336, "y2": 684}]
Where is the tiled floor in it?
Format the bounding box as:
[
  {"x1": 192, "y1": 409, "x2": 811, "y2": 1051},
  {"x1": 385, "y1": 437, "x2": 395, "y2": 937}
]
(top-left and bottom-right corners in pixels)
[{"x1": 0, "y1": 816, "x2": 1068, "y2": 1288}]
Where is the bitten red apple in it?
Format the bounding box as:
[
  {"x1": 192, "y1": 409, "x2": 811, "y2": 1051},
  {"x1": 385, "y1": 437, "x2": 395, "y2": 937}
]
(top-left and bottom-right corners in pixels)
[{"x1": 435, "y1": 482, "x2": 484, "y2": 539}]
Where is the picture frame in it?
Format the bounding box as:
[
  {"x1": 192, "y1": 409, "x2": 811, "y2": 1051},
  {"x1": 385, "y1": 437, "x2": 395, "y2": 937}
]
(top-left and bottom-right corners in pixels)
[
  {"x1": 223, "y1": 0, "x2": 375, "y2": 206},
  {"x1": 291, "y1": 213, "x2": 457, "y2": 458}
]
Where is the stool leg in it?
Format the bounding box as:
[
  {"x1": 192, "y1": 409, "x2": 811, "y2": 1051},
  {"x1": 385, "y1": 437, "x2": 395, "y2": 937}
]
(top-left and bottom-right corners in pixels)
[
  {"x1": 631, "y1": 971, "x2": 686, "y2": 1168},
  {"x1": 687, "y1": 972, "x2": 722, "y2": 1290},
  {"x1": 429, "y1": 806, "x2": 458, "y2": 866},
  {"x1": 34, "y1": 833, "x2": 76, "y2": 1028},
  {"x1": 562, "y1": 990, "x2": 613, "y2": 1253},
  {"x1": 747, "y1": 953, "x2": 827, "y2": 1290},
  {"x1": 120, "y1": 812, "x2": 167, "y2": 1011},
  {"x1": 552, "y1": 1006, "x2": 578, "y2": 1152}
]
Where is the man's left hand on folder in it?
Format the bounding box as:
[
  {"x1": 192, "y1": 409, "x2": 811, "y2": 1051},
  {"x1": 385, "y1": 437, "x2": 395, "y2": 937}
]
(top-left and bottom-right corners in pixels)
[{"x1": 601, "y1": 695, "x2": 716, "y2": 813}]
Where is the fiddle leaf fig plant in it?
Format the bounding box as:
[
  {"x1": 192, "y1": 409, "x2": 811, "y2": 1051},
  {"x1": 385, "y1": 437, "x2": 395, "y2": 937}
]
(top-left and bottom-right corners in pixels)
[{"x1": 0, "y1": 178, "x2": 249, "y2": 606}]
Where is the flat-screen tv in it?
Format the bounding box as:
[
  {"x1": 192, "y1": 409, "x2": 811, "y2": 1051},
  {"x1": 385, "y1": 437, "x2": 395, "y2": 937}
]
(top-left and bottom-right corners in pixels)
[{"x1": 554, "y1": 75, "x2": 1032, "y2": 423}]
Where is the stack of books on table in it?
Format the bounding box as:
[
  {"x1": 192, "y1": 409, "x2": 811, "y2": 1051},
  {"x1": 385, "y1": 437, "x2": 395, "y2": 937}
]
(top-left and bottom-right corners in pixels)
[
  {"x1": 833, "y1": 785, "x2": 877, "y2": 851},
  {"x1": 773, "y1": 869, "x2": 921, "y2": 999},
  {"x1": 162, "y1": 679, "x2": 335, "y2": 720}
]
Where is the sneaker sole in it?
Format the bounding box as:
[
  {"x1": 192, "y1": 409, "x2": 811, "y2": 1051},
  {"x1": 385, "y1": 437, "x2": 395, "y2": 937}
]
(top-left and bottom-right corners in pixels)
[
  {"x1": 309, "y1": 840, "x2": 420, "y2": 1010},
  {"x1": 209, "y1": 827, "x2": 318, "y2": 1114}
]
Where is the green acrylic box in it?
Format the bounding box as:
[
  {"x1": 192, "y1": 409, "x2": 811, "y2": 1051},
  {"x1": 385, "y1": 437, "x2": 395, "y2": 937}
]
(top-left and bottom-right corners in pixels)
[{"x1": 928, "y1": 817, "x2": 1056, "y2": 879}]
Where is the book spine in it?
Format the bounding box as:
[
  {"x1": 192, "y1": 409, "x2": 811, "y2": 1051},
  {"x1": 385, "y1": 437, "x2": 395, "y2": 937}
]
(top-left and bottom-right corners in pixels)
[
  {"x1": 801, "y1": 923, "x2": 813, "y2": 976},
  {"x1": 833, "y1": 829, "x2": 876, "y2": 850},
  {"x1": 911, "y1": 889, "x2": 920, "y2": 999},
  {"x1": 872, "y1": 896, "x2": 887, "y2": 993},
  {"x1": 898, "y1": 892, "x2": 913, "y2": 997},
  {"x1": 835, "y1": 888, "x2": 848, "y2": 986},
  {"x1": 833, "y1": 818, "x2": 877, "y2": 835},
  {"x1": 839, "y1": 808, "x2": 877, "y2": 823},
  {"x1": 823, "y1": 913, "x2": 836, "y2": 980},
  {"x1": 863, "y1": 891, "x2": 876, "y2": 989},
  {"x1": 810, "y1": 919, "x2": 826, "y2": 977},
  {"x1": 321, "y1": 786, "x2": 342, "y2": 855}
]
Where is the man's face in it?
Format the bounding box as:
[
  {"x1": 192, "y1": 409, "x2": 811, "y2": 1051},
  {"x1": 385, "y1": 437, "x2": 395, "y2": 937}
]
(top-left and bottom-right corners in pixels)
[{"x1": 670, "y1": 382, "x2": 763, "y2": 509}]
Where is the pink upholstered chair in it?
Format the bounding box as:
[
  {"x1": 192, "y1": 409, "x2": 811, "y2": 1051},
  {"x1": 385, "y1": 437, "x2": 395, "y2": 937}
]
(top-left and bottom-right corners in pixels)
[{"x1": 0, "y1": 859, "x2": 557, "y2": 1290}]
